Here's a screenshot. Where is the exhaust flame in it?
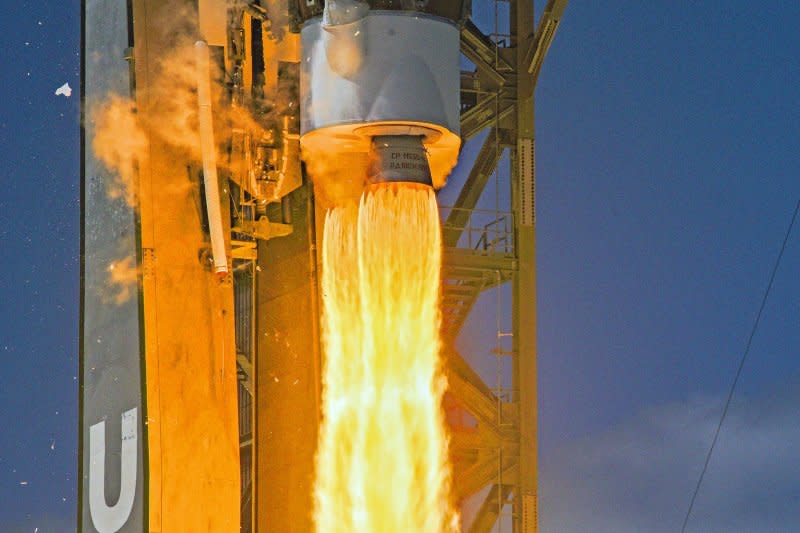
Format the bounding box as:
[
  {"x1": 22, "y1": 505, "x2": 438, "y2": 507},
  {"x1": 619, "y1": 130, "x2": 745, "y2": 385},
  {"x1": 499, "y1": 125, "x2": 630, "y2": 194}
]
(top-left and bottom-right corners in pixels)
[{"x1": 315, "y1": 184, "x2": 458, "y2": 532}]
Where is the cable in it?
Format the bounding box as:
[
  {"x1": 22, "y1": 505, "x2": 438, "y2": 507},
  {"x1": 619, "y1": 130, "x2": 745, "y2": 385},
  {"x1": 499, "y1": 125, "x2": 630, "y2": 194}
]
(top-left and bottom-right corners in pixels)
[{"x1": 680, "y1": 199, "x2": 800, "y2": 533}]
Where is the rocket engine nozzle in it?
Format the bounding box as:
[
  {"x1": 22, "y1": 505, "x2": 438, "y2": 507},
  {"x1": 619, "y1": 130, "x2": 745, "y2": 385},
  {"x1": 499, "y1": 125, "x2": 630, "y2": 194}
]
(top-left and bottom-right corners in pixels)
[
  {"x1": 367, "y1": 135, "x2": 432, "y2": 186},
  {"x1": 300, "y1": 11, "x2": 461, "y2": 190}
]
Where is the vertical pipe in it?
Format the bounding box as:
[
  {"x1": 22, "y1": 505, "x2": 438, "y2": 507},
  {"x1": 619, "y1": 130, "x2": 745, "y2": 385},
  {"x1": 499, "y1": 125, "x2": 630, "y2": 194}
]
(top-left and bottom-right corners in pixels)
[{"x1": 195, "y1": 40, "x2": 228, "y2": 276}]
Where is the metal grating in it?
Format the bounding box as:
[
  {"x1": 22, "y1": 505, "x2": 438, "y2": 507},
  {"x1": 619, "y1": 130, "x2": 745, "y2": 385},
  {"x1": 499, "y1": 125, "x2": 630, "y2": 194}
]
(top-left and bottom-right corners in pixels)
[{"x1": 234, "y1": 261, "x2": 255, "y2": 533}]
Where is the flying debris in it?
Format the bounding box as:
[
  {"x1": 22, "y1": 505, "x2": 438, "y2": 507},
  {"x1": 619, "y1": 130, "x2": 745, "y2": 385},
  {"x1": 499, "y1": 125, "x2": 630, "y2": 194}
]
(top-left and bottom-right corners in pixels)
[{"x1": 54, "y1": 82, "x2": 71, "y2": 97}]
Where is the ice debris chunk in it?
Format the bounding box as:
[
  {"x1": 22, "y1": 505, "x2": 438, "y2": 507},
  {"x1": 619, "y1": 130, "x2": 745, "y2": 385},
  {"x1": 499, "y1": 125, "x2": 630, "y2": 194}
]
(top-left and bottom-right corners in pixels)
[{"x1": 55, "y1": 82, "x2": 72, "y2": 97}]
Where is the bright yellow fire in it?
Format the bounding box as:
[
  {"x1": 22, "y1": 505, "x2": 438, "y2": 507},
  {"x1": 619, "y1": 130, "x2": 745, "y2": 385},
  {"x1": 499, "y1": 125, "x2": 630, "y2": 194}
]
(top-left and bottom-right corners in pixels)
[{"x1": 315, "y1": 183, "x2": 458, "y2": 533}]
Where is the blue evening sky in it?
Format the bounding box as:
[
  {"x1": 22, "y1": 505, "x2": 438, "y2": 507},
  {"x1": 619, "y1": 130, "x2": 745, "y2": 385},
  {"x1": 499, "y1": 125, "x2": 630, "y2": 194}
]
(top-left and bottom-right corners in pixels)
[{"x1": 1, "y1": 1, "x2": 798, "y2": 532}]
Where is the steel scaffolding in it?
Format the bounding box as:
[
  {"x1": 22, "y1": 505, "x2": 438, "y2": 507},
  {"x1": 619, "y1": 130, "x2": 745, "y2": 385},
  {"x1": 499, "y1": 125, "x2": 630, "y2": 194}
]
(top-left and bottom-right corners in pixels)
[{"x1": 442, "y1": 1, "x2": 567, "y2": 531}]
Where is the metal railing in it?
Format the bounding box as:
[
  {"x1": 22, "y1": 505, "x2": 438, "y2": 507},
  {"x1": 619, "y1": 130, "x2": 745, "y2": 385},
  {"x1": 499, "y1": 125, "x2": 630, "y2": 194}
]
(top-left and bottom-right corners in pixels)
[{"x1": 439, "y1": 206, "x2": 515, "y2": 256}]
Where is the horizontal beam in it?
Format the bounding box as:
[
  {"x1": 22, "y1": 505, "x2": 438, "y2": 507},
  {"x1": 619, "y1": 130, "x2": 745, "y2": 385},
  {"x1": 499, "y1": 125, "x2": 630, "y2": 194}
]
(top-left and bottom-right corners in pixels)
[
  {"x1": 231, "y1": 239, "x2": 258, "y2": 260},
  {"x1": 449, "y1": 424, "x2": 519, "y2": 455},
  {"x1": 443, "y1": 248, "x2": 516, "y2": 274}
]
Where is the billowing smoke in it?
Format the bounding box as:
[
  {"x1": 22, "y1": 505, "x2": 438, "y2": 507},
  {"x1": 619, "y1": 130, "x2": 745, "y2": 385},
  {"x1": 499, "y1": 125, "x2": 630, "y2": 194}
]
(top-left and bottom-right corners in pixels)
[
  {"x1": 262, "y1": 0, "x2": 289, "y2": 41},
  {"x1": 104, "y1": 255, "x2": 138, "y2": 305},
  {"x1": 90, "y1": 42, "x2": 262, "y2": 206},
  {"x1": 91, "y1": 95, "x2": 148, "y2": 207},
  {"x1": 90, "y1": 2, "x2": 276, "y2": 207},
  {"x1": 303, "y1": 150, "x2": 369, "y2": 208},
  {"x1": 89, "y1": 1, "x2": 283, "y2": 306}
]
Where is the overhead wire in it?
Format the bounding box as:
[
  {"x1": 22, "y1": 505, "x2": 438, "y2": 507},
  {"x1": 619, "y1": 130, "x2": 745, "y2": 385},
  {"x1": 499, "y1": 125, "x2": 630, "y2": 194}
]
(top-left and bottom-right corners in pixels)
[{"x1": 680, "y1": 198, "x2": 800, "y2": 533}]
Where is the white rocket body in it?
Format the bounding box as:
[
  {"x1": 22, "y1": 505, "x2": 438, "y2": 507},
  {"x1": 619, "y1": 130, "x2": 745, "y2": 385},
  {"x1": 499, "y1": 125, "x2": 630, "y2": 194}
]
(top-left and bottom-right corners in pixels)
[{"x1": 300, "y1": 10, "x2": 461, "y2": 188}]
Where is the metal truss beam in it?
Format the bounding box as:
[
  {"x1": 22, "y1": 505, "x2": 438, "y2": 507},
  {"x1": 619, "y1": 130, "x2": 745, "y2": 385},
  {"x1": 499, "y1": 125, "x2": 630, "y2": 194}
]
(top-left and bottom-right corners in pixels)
[
  {"x1": 460, "y1": 19, "x2": 512, "y2": 88},
  {"x1": 447, "y1": 0, "x2": 567, "y2": 529},
  {"x1": 448, "y1": 4, "x2": 545, "y2": 510},
  {"x1": 454, "y1": 453, "x2": 518, "y2": 501},
  {"x1": 449, "y1": 418, "x2": 519, "y2": 455},
  {"x1": 443, "y1": 131, "x2": 504, "y2": 247},
  {"x1": 524, "y1": 0, "x2": 568, "y2": 84},
  {"x1": 461, "y1": 98, "x2": 515, "y2": 142},
  {"x1": 450, "y1": 428, "x2": 488, "y2": 456},
  {"x1": 443, "y1": 248, "x2": 516, "y2": 273},
  {"x1": 439, "y1": 250, "x2": 516, "y2": 340},
  {"x1": 444, "y1": 349, "x2": 504, "y2": 440},
  {"x1": 468, "y1": 484, "x2": 515, "y2": 533}
]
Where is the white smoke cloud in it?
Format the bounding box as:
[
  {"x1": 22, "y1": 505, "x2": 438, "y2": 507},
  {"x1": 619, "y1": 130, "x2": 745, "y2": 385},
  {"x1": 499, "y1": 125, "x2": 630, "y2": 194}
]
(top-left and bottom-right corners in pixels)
[
  {"x1": 539, "y1": 381, "x2": 800, "y2": 532},
  {"x1": 90, "y1": 3, "x2": 270, "y2": 208}
]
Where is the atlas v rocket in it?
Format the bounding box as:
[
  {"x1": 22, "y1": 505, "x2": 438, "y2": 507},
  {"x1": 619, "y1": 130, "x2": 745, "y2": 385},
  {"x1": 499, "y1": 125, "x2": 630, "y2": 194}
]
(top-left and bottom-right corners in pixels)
[{"x1": 80, "y1": 0, "x2": 563, "y2": 531}]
